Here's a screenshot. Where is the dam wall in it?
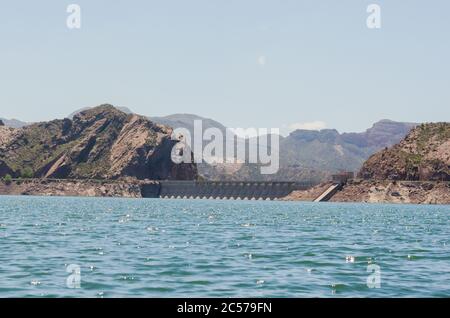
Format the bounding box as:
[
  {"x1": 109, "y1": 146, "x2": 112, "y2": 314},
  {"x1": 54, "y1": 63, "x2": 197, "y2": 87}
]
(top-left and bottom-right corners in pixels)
[
  {"x1": 143, "y1": 180, "x2": 314, "y2": 200},
  {"x1": 0, "y1": 178, "x2": 313, "y2": 200}
]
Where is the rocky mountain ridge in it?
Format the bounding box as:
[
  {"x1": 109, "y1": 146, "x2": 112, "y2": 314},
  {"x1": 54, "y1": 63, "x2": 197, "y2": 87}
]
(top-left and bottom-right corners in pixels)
[
  {"x1": 1, "y1": 106, "x2": 418, "y2": 182},
  {"x1": 0, "y1": 105, "x2": 197, "y2": 180},
  {"x1": 359, "y1": 123, "x2": 450, "y2": 181}
]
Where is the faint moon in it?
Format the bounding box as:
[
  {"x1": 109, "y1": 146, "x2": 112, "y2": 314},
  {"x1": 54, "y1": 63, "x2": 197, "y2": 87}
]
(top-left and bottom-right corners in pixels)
[{"x1": 258, "y1": 56, "x2": 266, "y2": 66}]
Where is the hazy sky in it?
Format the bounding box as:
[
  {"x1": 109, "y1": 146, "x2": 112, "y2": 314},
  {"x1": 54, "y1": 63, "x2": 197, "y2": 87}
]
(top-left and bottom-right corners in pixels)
[{"x1": 0, "y1": 0, "x2": 449, "y2": 133}]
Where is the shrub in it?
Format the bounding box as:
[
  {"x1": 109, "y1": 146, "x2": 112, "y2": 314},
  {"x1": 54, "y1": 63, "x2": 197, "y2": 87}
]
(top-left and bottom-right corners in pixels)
[
  {"x1": 21, "y1": 167, "x2": 34, "y2": 179},
  {"x1": 3, "y1": 174, "x2": 12, "y2": 185}
]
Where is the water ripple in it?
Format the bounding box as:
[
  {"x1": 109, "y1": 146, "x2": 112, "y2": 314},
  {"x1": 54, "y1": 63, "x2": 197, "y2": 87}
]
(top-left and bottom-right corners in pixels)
[{"x1": 0, "y1": 196, "x2": 449, "y2": 297}]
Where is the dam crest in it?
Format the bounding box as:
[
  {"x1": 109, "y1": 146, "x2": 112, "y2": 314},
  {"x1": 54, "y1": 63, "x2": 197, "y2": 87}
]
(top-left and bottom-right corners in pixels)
[{"x1": 141, "y1": 180, "x2": 314, "y2": 201}]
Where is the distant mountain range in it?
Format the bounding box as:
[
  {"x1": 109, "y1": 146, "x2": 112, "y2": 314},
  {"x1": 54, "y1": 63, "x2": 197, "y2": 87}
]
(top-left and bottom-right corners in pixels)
[
  {"x1": 148, "y1": 114, "x2": 416, "y2": 182},
  {"x1": 1, "y1": 106, "x2": 417, "y2": 182},
  {"x1": 273, "y1": 120, "x2": 417, "y2": 182},
  {"x1": 0, "y1": 118, "x2": 28, "y2": 128},
  {"x1": 150, "y1": 113, "x2": 228, "y2": 135}
]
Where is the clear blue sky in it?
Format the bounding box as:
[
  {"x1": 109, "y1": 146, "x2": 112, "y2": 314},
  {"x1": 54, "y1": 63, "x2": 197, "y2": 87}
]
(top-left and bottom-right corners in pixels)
[{"x1": 0, "y1": 0, "x2": 449, "y2": 133}]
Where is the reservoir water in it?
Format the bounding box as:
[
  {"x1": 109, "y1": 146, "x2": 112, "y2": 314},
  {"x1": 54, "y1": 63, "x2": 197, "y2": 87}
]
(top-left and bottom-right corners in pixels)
[{"x1": 0, "y1": 196, "x2": 449, "y2": 297}]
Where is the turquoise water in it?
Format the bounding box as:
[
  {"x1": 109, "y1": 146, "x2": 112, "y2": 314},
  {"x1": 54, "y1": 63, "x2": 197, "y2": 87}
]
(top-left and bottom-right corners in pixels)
[{"x1": 0, "y1": 196, "x2": 449, "y2": 298}]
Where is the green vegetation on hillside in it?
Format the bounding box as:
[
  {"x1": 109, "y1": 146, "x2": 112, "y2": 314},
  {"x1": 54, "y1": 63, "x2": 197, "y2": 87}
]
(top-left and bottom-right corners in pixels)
[
  {"x1": 3, "y1": 174, "x2": 12, "y2": 185},
  {"x1": 359, "y1": 123, "x2": 450, "y2": 181}
]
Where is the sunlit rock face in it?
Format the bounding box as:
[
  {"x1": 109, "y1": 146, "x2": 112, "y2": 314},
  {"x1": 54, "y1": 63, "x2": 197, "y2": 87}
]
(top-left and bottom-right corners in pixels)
[
  {"x1": 359, "y1": 123, "x2": 450, "y2": 181},
  {"x1": 0, "y1": 104, "x2": 197, "y2": 180}
]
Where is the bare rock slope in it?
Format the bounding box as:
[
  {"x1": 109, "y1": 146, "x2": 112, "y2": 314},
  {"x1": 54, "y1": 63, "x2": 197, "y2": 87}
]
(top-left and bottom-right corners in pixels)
[
  {"x1": 333, "y1": 122, "x2": 450, "y2": 204},
  {"x1": 0, "y1": 105, "x2": 197, "y2": 180},
  {"x1": 359, "y1": 123, "x2": 450, "y2": 181},
  {"x1": 331, "y1": 180, "x2": 450, "y2": 205}
]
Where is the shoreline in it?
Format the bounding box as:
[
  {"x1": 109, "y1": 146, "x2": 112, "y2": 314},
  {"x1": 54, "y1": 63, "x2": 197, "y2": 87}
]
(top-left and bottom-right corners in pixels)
[
  {"x1": 285, "y1": 179, "x2": 450, "y2": 205},
  {"x1": 0, "y1": 179, "x2": 147, "y2": 198},
  {"x1": 1, "y1": 178, "x2": 449, "y2": 205}
]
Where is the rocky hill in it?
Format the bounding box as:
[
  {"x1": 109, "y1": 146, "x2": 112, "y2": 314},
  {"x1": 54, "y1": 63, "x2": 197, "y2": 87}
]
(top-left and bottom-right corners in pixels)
[
  {"x1": 330, "y1": 179, "x2": 450, "y2": 204},
  {"x1": 359, "y1": 123, "x2": 450, "y2": 181},
  {"x1": 67, "y1": 106, "x2": 133, "y2": 119},
  {"x1": 1, "y1": 106, "x2": 417, "y2": 182},
  {"x1": 0, "y1": 105, "x2": 197, "y2": 180}
]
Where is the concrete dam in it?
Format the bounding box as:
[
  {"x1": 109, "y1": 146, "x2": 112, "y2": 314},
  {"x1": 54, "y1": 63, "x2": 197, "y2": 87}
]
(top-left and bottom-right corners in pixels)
[{"x1": 140, "y1": 180, "x2": 314, "y2": 200}]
